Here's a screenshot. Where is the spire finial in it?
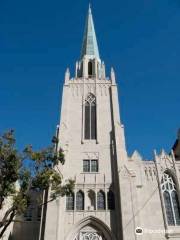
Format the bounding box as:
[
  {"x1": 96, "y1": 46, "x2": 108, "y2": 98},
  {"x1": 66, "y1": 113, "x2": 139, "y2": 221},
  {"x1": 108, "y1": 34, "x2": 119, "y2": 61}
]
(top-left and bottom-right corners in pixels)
[{"x1": 89, "y1": 3, "x2": 91, "y2": 13}]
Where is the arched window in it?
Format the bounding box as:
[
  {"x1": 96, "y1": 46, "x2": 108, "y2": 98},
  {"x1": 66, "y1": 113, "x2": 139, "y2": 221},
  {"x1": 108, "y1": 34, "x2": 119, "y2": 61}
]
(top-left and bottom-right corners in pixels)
[
  {"x1": 66, "y1": 193, "x2": 74, "y2": 210},
  {"x1": 84, "y1": 93, "x2": 96, "y2": 140},
  {"x1": 76, "y1": 191, "x2": 84, "y2": 210},
  {"x1": 97, "y1": 190, "x2": 106, "y2": 210},
  {"x1": 107, "y1": 190, "x2": 115, "y2": 210},
  {"x1": 88, "y1": 61, "x2": 93, "y2": 77},
  {"x1": 161, "y1": 172, "x2": 180, "y2": 225}
]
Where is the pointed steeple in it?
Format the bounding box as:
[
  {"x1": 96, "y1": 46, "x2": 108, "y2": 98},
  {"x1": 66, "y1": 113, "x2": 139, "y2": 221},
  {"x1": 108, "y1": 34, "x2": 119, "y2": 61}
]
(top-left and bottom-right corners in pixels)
[{"x1": 80, "y1": 4, "x2": 100, "y2": 60}]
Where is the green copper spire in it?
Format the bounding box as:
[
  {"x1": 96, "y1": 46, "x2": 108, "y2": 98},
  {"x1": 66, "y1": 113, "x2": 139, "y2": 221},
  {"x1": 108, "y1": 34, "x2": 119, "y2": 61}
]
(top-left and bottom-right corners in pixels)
[{"x1": 80, "y1": 5, "x2": 100, "y2": 60}]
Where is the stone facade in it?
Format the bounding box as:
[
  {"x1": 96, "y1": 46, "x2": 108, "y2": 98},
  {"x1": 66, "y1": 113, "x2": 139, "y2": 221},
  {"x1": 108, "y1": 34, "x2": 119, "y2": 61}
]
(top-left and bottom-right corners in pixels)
[{"x1": 40, "y1": 6, "x2": 180, "y2": 240}]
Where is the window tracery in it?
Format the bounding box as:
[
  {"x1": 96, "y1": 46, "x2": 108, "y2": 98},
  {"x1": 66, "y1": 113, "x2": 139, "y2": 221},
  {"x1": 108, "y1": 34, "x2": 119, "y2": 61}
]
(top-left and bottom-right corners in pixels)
[
  {"x1": 84, "y1": 93, "x2": 96, "y2": 140},
  {"x1": 74, "y1": 232, "x2": 105, "y2": 240},
  {"x1": 161, "y1": 172, "x2": 180, "y2": 225}
]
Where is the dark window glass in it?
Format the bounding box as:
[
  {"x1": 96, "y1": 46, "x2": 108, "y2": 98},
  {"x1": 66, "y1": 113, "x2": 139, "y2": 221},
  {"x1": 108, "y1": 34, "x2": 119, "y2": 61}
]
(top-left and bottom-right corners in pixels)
[
  {"x1": 83, "y1": 160, "x2": 90, "y2": 172},
  {"x1": 97, "y1": 191, "x2": 106, "y2": 210},
  {"x1": 88, "y1": 61, "x2": 93, "y2": 76},
  {"x1": 91, "y1": 104, "x2": 96, "y2": 139},
  {"x1": 85, "y1": 103, "x2": 90, "y2": 139},
  {"x1": 66, "y1": 193, "x2": 74, "y2": 210},
  {"x1": 24, "y1": 205, "x2": 33, "y2": 221},
  {"x1": 108, "y1": 191, "x2": 115, "y2": 210},
  {"x1": 172, "y1": 191, "x2": 180, "y2": 225},
  {"x1": 84, "y1": 94, "x2": 96, "y2": 140},
  {"x1": 76, "y1": 191, "x2": 84, "y2": 210},
  {"x1": 91, "y1": 160, "x2": 98, "y2": 172},
  {"x1": 164, "y1": 191, "x2": 175, "y2": 226}
]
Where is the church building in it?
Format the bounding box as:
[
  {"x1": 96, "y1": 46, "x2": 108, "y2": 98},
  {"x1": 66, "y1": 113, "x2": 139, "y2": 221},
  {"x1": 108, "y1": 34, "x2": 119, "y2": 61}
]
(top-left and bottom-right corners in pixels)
[
  {"x1": 38, "y1": 5, "x2": 180, "y2": 240},
  {"x1": 9, "y1": 5, "x2": 180, "y2": 240}
]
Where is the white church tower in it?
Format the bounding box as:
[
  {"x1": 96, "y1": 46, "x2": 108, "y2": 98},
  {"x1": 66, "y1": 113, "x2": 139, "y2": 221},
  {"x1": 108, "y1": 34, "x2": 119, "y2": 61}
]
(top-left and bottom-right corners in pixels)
[
  {"x1": 40, "y1": 5, "x2": 180, "y2": 240},
  {"x1": 43, "y1": 5, "x2": 128, "y2": 240}
]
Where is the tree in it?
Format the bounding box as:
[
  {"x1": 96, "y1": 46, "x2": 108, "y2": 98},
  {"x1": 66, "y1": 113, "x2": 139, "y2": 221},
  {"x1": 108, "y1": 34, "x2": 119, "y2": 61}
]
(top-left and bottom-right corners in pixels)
[{"x1": 0, "y1": 130, "x2": 74, "y2": 238}]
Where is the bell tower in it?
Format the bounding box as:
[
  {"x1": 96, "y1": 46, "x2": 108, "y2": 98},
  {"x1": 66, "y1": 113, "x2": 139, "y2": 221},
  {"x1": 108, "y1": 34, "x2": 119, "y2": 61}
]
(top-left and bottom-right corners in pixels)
[{"x1": 43, "y1": 5, "x2": 128, "y2": 240}]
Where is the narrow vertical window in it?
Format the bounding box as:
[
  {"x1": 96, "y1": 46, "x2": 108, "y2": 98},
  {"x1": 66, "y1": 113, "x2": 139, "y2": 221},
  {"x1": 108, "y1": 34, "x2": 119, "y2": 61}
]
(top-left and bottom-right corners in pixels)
[
  {"x1": 91, "y1": 160, "x2": 98, "y2": 172},
  {"x1": 84, "y1": 93, "x2": 96, "y2": 140},
  {"x1": 91, "y1": 101, "x2": 96, "y2": 139},
  {"x1": 88, "y1": 61, "x2": 93, "y2": 77},
  {"x1": 83, "y1": 160, "x2": 90, "y2": 172},
  {"x1": 97, "y1": 190, "x2": 106, "y2": 210},
  {"x1": 85, "y1": 101, "x2": 90, "y2": 139},
  {"x1": 172, "y1": 191, "x2": 180, "y2": 225},
  {"x1": 24, "y1": 204, "x2": 33, "y2": 221},
  {"x1": 163, "y1": 191, "x2": 174, "y2": 225},
  {"x1": 66, "y1": 193, "x2": 74, "y2": 210},
  {"x1": 161, "y1": 172, "x2": 180, "y2": 226},
  {"x1": 76, "y1": 191, "x2": 84, "y2": 210}
]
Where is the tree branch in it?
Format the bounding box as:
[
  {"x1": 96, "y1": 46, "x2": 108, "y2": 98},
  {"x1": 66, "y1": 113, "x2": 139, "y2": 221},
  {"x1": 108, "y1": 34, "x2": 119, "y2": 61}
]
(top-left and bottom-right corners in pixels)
[{"x1": 0, "y1": 209, "x2": 16, "y2": 238}]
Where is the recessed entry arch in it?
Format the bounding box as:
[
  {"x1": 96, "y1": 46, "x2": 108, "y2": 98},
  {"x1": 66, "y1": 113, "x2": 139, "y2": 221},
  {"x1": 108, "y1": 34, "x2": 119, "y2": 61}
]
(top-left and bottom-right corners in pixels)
[{"x1": 66, "y1": 216, "x2": 115, "y2": 240}]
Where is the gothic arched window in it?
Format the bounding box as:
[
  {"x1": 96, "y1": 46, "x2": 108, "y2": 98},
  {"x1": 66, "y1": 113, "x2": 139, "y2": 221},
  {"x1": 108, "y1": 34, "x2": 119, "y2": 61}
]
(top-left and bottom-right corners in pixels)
[
  {"x1": 97, "y1": 190, "x2": 106, "y2": 210},
  {"x1": 88, "y1": 61, "x2": 93, "y2": 77},
  {"x1": 66, "y1": 193, "x2": 74, "y2": 210},
  {"x1": 161, "y1": 172, "x2": 180, "y2": 226},
  {"x1": 107, "y1": 190, "x2": 115, "y2": 210},
  {"x1": 84, "y1": 93, "x2": 96, "y2": 140},
  {"x1": 76, "y1": 191, "x2": 84, "y2": 210}
]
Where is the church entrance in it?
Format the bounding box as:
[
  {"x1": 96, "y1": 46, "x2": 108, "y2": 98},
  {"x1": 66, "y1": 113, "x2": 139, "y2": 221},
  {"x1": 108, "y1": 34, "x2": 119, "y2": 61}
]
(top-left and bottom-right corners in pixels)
[{"x1": 67, "y1": 216, "x2": 114, "y2": 240}]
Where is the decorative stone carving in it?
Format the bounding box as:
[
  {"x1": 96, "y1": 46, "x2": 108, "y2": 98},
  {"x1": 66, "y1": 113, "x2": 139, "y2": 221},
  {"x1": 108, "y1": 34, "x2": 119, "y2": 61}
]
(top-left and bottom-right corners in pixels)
[{"x1": 74, "y1": 232, "x2": 104, "y2": 240}]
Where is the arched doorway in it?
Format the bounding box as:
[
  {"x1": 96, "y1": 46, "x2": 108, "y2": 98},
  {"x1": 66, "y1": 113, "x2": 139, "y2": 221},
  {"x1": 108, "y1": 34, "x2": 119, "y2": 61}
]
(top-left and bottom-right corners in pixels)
[{"x1": 66, "y1": 216, "x2": 114, "y2": 240}]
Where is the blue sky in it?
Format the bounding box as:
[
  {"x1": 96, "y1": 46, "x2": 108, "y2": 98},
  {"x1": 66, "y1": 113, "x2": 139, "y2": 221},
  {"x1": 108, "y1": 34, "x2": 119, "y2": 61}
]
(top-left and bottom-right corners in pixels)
[{"x1": 0, "y1": 0, "x2": 179, "y2": 159}]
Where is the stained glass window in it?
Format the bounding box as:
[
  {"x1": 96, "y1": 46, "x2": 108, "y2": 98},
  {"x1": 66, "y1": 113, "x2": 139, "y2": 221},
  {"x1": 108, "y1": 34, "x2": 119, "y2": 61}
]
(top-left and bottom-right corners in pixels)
[
  {"x1": 85, "y1": 102, "x2": 90, "y2": 139},
  {"x1": 172, "y1": 191, "x2": 180, "y2": 225},
  {"x1": 97, "y1": 191, "x2": 106, "y2": 210},
  {"x1": 161, "y1": 172, "x2": 180, "y2": 226},
  {"x1": 84, "y1": 94, "x2": 96, "y2": 140},
  {"x1": 66, "y1": 193, "x2": 74, "y2": 210},
  {"x1": 76, "y1": 191, "x2": 84, "y2": 210},
  {"x1": 164, "y1": 191, "x2": 174, "y2": 225}
]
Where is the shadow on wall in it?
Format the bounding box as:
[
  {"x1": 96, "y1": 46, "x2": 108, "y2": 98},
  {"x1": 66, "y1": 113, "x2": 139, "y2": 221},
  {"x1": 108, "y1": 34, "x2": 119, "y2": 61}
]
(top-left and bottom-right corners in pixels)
[{"x1": 11, "y1": 190, "x2": 42, "y2": 240}]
